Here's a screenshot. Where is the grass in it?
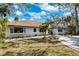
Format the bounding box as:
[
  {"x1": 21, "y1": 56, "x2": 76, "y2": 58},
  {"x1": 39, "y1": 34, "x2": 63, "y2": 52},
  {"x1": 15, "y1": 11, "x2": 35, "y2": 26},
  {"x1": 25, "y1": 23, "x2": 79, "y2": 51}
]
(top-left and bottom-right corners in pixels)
[{"x1": 0, "y1": 36, "x2": 79, "y2": 56}]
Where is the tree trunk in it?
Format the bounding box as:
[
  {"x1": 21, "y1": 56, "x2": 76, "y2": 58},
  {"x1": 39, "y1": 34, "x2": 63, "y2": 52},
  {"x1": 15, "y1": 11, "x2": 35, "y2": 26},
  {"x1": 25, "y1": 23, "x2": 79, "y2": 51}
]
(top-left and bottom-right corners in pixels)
[
  {"x1": 74, "y1": 5, "x2": 78, "y2": 34},
  {"x1": 44, "y1": 32, "x2": 46, "y2": 39},
  {"x1": 43, "y1": 32, "x2": 47, "y2": 43}
]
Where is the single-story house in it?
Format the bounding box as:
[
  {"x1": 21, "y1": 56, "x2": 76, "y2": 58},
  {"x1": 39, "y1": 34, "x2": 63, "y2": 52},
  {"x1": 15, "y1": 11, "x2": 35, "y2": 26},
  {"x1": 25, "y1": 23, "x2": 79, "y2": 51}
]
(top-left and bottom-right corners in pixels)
[
  {"x1": 49, "y1": 22, "x2": 67, "y2": 35},
  {"x1": 5, "y1": 20, "x2": 69, "y2": 38},
  {"x1": 6, "y1": 20, "x2": 47, "y2": 38}
]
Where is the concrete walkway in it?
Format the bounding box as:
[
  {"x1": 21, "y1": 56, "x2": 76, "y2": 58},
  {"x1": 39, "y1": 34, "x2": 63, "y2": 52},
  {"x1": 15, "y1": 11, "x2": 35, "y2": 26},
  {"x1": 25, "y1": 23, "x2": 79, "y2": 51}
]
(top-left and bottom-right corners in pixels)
[
  {"x1": 56, "y1": 35, "x2": 79, "y2": 51},
  {"x1": 5, "y1": 35, "x2": 51, "y2": 42}
]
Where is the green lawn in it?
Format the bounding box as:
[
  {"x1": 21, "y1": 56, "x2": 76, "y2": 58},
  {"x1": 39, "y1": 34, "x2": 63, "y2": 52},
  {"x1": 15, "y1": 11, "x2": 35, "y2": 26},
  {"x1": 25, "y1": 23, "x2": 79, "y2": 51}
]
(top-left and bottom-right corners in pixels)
[{"x1": 0, "y1": 36, "x2": 79, "y2": 56}]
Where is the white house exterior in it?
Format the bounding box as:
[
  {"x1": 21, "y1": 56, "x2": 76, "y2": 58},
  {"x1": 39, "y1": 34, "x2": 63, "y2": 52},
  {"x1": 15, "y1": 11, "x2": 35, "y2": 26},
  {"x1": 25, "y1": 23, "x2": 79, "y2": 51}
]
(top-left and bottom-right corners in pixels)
[
  {"x1": 52, "y1": 27, "x2": 66, "y2": 35},
  {"x1": 5, "y1": 20, "x2": 68, "y2": 38},
  {"x1": 50, "y1": 21, "x2": 67, "y2": 35},
  {"x1": 6, "y1": 20, "x2": 44, "y2": 38}
]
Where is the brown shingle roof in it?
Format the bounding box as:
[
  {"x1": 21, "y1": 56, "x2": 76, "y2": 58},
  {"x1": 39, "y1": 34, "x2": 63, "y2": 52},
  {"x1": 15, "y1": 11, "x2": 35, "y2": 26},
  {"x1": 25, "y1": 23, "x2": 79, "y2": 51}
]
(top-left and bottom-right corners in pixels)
[{"x1": 8, "y1": 20, "x2": 41, "y2": 27}]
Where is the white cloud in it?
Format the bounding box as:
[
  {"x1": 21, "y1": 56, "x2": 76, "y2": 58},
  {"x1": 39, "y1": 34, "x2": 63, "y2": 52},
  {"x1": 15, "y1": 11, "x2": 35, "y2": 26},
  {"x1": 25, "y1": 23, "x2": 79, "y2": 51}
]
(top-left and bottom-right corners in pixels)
[
  {"x1": 8, "y1": 17, "x2": 14, "y2": 22},
  {"x1": 64, "y1": 12, "x2": 71, "y2": 16},
  {"x1": 39, "y1": 3, "x2": 59, "y2": 11},
  {"x1": 40, "y1": 3, "x2": 49, "y2": 6},
  {"x1": 16, "y1": 11, "x2": 23, "y2": 15},
  {"x1": 21, "y1": 18, "x2": 26, "y2": 20},
  {"x1": 28, "y1": 11, "x2": 46, "y2": 20},
  {"x1": 28, "y1": 12, "x2": 40, "y2": 19},
  {"x1": 30, "y1": 18, "x2": 34, "y2": 21},
  {"x1": 40, "y1": 11, "x2": 46, "y2": 15}
]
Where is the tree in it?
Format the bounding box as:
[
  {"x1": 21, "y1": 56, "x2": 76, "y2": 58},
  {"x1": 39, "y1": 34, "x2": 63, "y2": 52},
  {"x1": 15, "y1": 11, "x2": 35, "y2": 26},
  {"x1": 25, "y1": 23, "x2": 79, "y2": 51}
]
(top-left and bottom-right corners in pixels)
[
  {"x1": 39, "y1": 23, "x2": 49, "y2": 39},
  {"x1": 55, "y1": 3, "x2": 79, "y2": 34},
  {"x1": 0, "y1": 17, "x2": 5, "y2": 43},
  {"x1": 3, "y1": 17, "x2": 9, "y2": 32},
  {"x1": 22, "y1": 3, "x2": 30, "y2": 9},
  {"x1": 63, "y1": 16, "x2": 71, "y2": 25},
  {"x1": 0, "y1": 17, "x2": 2, "y2": 30},
  {"x1": 0, "y1": 4, "x2": 13, "y2": 42},
  {"x1": 14, "y1": 16, "x2": 19, "y2": 22},
  {"x1": 0, "y1": 4, "x2": 14, "y2": 18},
  {"x1": 65, "y1": 4, "x2": 79, "y2": 34},
  {"x1": 0, "y1": 17, "x2": 9, "y2": 43},
  {"x1": 66, "y1": 25, "x2": 76, "y2": 35},
  {"x1": 73, "y1": 4, "x2": 79, "y2": 34}
]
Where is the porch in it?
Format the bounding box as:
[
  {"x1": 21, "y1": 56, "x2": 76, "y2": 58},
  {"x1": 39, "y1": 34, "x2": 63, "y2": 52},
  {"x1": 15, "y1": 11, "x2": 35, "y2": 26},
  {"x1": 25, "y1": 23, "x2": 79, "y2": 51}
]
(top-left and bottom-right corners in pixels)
[{"x1": 6, "y1": 26, "x2": 27, "y2": 38}]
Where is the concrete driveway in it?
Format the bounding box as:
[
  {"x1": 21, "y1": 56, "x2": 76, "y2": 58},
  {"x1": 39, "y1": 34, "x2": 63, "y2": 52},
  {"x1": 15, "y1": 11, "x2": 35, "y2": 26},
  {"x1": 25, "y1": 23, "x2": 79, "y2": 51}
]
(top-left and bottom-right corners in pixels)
[{"x1": 56, "y1": 35, "x2": 79, "y2": 51}]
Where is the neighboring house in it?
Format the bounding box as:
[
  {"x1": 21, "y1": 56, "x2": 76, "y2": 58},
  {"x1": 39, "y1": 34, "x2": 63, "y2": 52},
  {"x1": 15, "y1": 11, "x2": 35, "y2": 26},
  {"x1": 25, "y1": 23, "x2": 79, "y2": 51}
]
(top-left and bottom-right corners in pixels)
[
  {"x1": 6, "y1": 20, "x2": 44, "y2": 38},
  {"x1": 49, "y1": 21, "x2": 68, "y2": 35}
]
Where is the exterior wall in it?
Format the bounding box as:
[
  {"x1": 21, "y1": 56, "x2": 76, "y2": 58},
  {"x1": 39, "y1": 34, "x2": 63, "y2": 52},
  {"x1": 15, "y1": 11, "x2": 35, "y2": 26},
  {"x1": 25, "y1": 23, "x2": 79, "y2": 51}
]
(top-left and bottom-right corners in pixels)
[
  {"x1": 52, "y1": 28, "x2": 59, "y2": 35},
  {"x1": 25, "y1": 27, "x2": 43, "y2": 36},
  {"x1": 52, "y1": 28, "x2": 65, "y2": 35},
  {"x1": 58, "y1": 29, "x2": 65, "y2": 34},
  {"x1": 5, "y1": 27, "x2": 11, "y2": 38},
  {"x1": 6, "y1": 26, "x2": 43, "y2": 38}
]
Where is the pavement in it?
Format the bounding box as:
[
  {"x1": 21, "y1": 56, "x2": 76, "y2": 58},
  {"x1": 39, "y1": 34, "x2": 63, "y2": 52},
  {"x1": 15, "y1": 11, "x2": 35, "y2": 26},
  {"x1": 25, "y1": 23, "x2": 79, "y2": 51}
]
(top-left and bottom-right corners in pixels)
[
  {"x1": 56, "y1": 35, "x2": 79, "y2": 51},
  {"x1": 5, "y1": 35, "x2": 51, "y2": 42}
]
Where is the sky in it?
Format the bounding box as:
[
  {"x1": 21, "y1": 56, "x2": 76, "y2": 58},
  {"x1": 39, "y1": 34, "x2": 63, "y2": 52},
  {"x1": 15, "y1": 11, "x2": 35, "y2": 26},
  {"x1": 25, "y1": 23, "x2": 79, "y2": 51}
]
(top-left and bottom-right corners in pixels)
[{"x1": 8, "y1": 3, "x2": 73, "y2": 22}]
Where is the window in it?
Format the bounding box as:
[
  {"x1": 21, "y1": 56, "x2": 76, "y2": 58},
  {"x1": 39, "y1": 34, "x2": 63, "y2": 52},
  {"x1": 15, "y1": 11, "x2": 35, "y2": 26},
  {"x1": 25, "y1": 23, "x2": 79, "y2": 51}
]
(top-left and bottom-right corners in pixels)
[
  {"x1": 33, "y1": 28, "x2": 37, "y2": 32},
  {"x1": 14, "y1": 27, "x2": 23, "y2": 33},
  {"x1": 10, "y1": 27, "x2": 24, "y2": 33},
  {"x1": 58, "y1": 28, "x2": 62, "y2": 32},
  {"x1": 10, "y1": 28, "x2": 13, "y2": 33}
]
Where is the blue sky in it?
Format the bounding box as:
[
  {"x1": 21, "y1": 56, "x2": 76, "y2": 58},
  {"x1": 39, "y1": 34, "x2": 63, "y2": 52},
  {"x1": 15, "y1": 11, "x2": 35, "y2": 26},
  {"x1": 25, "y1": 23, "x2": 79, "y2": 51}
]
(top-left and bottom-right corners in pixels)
[{"x1": 9, "y1": 3, "x2": 73, "y2": 22}]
